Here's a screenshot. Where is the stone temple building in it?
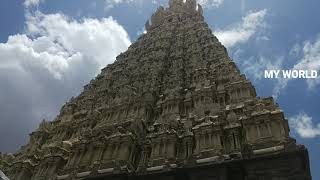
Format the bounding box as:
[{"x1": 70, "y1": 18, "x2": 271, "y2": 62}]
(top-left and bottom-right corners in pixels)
[{"x1": 0, "y1": 0, "x2": 312, "y2": 179}]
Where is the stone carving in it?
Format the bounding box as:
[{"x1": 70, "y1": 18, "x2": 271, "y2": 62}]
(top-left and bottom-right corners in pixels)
[{"x1": 0, "y1": 0, "x2": 311, "y2": 179}]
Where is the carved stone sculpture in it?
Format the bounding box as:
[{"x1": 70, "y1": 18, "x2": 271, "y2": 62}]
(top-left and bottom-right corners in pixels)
[{"x1": 0, "y1": 0, "x2": 311, "y2": 180}]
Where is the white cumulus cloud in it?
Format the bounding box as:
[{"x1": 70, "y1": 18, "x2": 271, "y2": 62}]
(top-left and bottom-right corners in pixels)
[
  {"x1": 105, "y1": 0, "x2": 136, "y2": 11},
  {"x1": 293, "y1": 36, "x2": 320, "y2": 89},
  {"x1": 273, "y1": 35, "x2": 320, "y2": 97},
  {"x1": 242, "y1": 55, "x2": 284, "y2": 81},
  {"x1": 290, "y1": 112, "x2": 320, "y2": 138},
  {"x1": 24, "y1": 0, "x2": 41, "y2": 7},
  {"x1": 215, "y1": 9, "x2": 267, "y2": 48},
  {"x1": 23, "y1": 12, "x2": 131, "y2": 76},
  {"x1": 0, "y1": 11, "x2": 131, "y2": 152},
  {"x1": 197, "y1": 0, "x2": 224, "y2": 8}
]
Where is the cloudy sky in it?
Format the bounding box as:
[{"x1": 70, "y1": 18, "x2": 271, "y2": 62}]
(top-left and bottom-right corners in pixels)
[{"x1": 0, "y1": 0, "x2": 319, "y2": 178}]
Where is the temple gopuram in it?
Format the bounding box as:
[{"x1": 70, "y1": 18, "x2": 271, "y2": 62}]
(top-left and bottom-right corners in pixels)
[{"x1": 0, "y1": 0, "x2": 312, "y2": 179}]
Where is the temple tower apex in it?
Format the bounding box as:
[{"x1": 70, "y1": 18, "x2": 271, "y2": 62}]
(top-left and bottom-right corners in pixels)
[{"x1": 145, "y1": 0, "x2": 203, "y2": 31}]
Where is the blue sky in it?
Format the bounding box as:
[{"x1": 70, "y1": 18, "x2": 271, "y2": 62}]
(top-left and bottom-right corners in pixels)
[{"x1": 0, "y1": 0, "x2": 319, "y2": 179}]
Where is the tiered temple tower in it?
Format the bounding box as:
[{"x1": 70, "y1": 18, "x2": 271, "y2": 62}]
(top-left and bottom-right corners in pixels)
[{"x1": 0, "y1": 0, "x2": 311, "y2": 179}]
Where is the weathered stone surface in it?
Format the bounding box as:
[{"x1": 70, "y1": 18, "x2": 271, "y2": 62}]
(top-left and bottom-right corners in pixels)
[
  {"x1": 0, "y1": 170, "x2": 9, "y2": 180},
  {"x1": 0, "y1": 0, "x2": 311, "y2": 179}
]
